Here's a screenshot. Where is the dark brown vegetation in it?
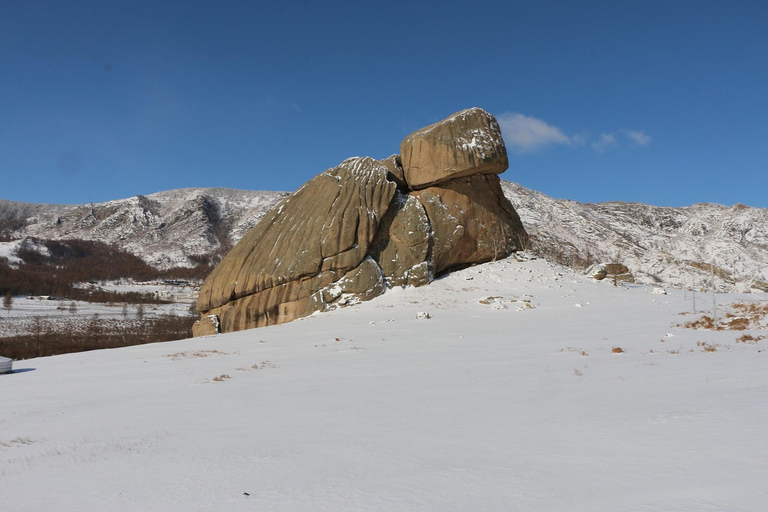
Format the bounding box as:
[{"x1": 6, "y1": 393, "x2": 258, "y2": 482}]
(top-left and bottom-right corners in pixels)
[
  {"x1": 0, "y1": 237, "x2": 212, "y2": 302},
  {"x1": 0, "y1": 314, "x2": 195, "y2": 360}
]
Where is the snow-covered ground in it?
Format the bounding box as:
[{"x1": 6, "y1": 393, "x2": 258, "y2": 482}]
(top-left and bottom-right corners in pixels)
[
  {"x1": 2, "y1": 256, "x2": 767, "y2": 511},
  {"x1": 0, "y1": 289, "x2": 195, "y2": 337}
]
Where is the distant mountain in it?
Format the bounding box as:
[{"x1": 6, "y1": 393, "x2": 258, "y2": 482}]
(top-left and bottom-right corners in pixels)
[
  {"x1": 0, "y1": 188, "x2": 288, "y2": 269},
  {"x1": 502, "y1": 182, "x2": 768, "y2": 292},
  {"x1": 3, "y1": 183, "x2": 767, "y2": 292}
]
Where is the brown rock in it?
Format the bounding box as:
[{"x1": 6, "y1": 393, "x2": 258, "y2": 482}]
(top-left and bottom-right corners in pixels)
[
  {"x1": 400, "y1": 108, "x2": 509, "y2": 190},
  {"x1": 412, "y1": 174, "x2": 527, "y2": 274},
  {"x1": 369, "y1": 192, "x2": 433, "y2": 287},
  {"x1": 604, "y1": 263, "x2": 630, "y2": 275},
  {"x1": 192, "y1": 315, "x2": 220, "y2": 336},
  {"x1": 196, "y1": 157, "x2": 396, "y2": 332},
  {"x1": 378, "y1": 154, "x2": 408, "y2": 191},
  {"x1": 322, "y1": 257, "x2": 386, "y2": 307}
]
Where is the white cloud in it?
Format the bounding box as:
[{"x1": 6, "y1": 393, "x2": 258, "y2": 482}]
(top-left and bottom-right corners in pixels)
[
  {"x1": 497, "y1": 112, "x2": 573, "y2": 153},
  {"x1": 496, "y1": 111, "x2": 651, "y2": 154},
  {"x1": 625, "y1": 130, "x2": 651, "y2": 146},
  {"x1": 591, "y1": 133, "x2": 618, "y2": 153}
]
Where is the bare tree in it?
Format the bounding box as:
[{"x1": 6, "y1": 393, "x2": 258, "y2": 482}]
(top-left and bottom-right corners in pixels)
[{"x1": 3, "y1": 292, "x2": 12, "y2": 315}]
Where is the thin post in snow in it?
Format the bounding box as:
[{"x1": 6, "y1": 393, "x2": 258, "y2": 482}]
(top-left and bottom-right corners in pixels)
[
  {"x1": 712, "y1": 264, "x2": 717, "y2": 328},
  {"x1": 692, "y1": 273, "x2": 696, "y2": 314}
]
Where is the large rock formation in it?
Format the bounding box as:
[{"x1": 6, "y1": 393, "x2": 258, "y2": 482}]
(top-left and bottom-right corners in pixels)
[{"x1": 194, "y1": 108, "x2": 528, "y2": 335}]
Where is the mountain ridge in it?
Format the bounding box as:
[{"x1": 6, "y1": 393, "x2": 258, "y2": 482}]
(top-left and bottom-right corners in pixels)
[{"x1": 2, "y1": 183, "x2": 767, "y2": 292}]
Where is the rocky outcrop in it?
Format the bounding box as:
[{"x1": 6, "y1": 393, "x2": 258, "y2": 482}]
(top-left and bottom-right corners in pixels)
[
  {"x1": 195, "y1": 157, "x2": 396, "y2": 331},
  {"x1": 400, "y1": 107, "x2": 508, "y2": 190},
  {"x1": 195, "y1": 108, "x2": 528, "y2": 334},
  {"x1": 584, "y1": 263, "x2": 635, "y2": 283}
]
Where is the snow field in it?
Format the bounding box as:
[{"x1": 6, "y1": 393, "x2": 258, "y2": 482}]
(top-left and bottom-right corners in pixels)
[{"x1": 1, "y1": 256, "x2": 767, "y2": 511}]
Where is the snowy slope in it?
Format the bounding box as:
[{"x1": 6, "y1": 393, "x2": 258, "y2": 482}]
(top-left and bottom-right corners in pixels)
[{"x1": 2, "y1": 256, "x2": 767, "y2": 511}]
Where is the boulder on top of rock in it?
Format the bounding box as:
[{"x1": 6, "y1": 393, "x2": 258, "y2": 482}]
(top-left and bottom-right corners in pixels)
[
  {"x1": 412, "y1": 174, "x2": 527, "y2": 274},
  {"x1": 196, "y1": 157, "x2": 396, "y2": 330},
  {"x1": 400, "y1": 108, "x2": 508, "y2": 190}
]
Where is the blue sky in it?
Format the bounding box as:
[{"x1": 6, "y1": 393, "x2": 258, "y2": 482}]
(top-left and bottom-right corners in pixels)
[{"x1": 2, "y1": 1, "x2": 767, "y2": 208}]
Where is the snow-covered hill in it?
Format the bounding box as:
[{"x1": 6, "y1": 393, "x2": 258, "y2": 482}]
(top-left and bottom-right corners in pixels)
[
  {"x1": 0, "y1": 188, "x2": 287, "y2": 269},
  {"x1": 3, "y1": 183, "x2": 768, "y2": 291},
  {"x1": 502, "y1": 182, "x2": 768, "y2": 292},
  {"x1": 2, "y1": 257, "x2": 767, "y2": 511}
]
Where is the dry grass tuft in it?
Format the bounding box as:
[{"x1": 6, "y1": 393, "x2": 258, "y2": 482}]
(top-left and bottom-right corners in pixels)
[
  {"x1": 683, "y1": 301, "x2": 768, "y2": 332},
  {"x1": 697, "y1": 341, "x2": 718, "y2": 352},
  {"x1": 212, "y1": 374, "x2": 230, "y2": 382},
  {"x1": 165, "y1": 350, "x2": 227, "y2": 360},
  {"x1": 736, "y1": 333, "x2": 766, "y2": 343}
]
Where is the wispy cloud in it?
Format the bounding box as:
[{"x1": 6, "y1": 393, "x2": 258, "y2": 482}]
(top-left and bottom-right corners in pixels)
[
  {"x1": 591, "y1": 133, "x2": 618, "y2": 153},
  {"x1": 497, "y1": 112, "x2": 651, "y2": 154},
  {"x1": 497, "y1": 112, "x2": 574, "y2": 153},
  {"x1": 625, "y1": 130, "x2": 651, "y2": 146}
]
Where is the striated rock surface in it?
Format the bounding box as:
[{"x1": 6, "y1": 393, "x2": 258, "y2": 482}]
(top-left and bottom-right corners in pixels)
[
  {"x1": 413, "y1": 174, "x2": 527, "y2": 273},
  {"x1": 370, "y1": 192, "x2": 433, "y2": 287},
  {"x1": 196, "y1": 157, "x2": 396, "y2": 330},
  {"x1": 400, "y1": 107, "x2": 508, "y2": 190}
]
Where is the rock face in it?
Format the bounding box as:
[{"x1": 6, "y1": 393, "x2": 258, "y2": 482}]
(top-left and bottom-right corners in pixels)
[
  {"x1": 413, "y1": 174, "x2": 526, "y2": 273},
  {"x1": 195, "y1": 108, "x2": 528, "y2": 334},
  {"x1": 369, "y1": 192, "x2": 433, "y2": 287},
  {"x1": 195, "y1": 157, "x2": 396, "y2": 332},
  {"x1": 400, "y1": 107, "x2": 508, "y2": 190}
]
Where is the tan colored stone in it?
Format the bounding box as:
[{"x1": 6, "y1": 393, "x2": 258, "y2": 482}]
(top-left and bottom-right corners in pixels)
[
  {"x1": 370, "y1": 192, "x2": 433, "y2": 287},
  {"x1": 322, "y1": 257, "x2": 386, "y2": 306},
  {"x1": 191, "y1": 315, "x2": 220, "y2": 336},
  {"x1": 400, "y1": 108, "x2": 508, "y2": 190},
  {"x1": 412, "y1": 174, "x2": 527, "y2": 274},
  {"x1": 196, "y1": 157, "x2": 396, "y2": 333},
  {"x1": 378, "y1": 154, "x2": 408, "y2": 190},
  {"x1": 604, "y1": 263, "x2": 630, "y2": 275}
]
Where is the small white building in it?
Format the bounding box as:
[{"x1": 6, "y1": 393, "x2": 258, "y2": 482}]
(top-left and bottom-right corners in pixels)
[{"x1": 0, "y1": 356, "x2": 12, "y2": 374}]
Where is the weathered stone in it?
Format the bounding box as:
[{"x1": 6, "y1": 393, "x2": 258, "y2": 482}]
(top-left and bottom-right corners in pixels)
[
  {"x1": 192, "y1": 315, "x2": 220, "y2": 336},
  {"x1": 196, "y1": 157, "x2": 396, "y2": 332},
  {"x1": 400, "y1": 108, "x2": 508, "y2": 190},
  {"x1": 370, "y1": 192, "x2": 432, "y2": 287},
  {"x1": 322, "y1": 257, "x2": 386, "y2": 306},
  {"x1": 585, "y1": 264, "x2": 608, "y2": 280},
  {"x1": 378, "y1": 154, "x2": 408, "y2": 191},
  {"x1": 412, "y1": 174, "x2": 527, "y2": 274}
]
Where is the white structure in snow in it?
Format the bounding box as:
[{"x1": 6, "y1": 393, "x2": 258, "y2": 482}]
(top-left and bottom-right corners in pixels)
[{"x1": 0, "y1": 356, "x2": 12, "y2": 374}]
